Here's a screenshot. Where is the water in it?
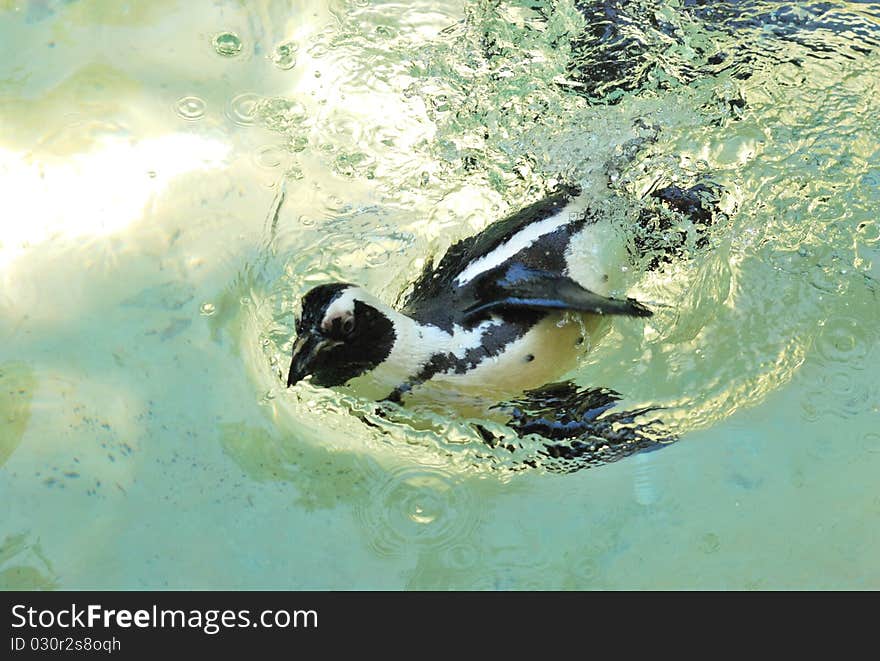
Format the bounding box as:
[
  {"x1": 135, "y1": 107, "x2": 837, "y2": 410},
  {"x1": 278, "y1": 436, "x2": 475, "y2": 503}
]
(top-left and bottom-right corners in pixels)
[{"x1": 1, "y1": 0, "x2": 878, "y2": 589}]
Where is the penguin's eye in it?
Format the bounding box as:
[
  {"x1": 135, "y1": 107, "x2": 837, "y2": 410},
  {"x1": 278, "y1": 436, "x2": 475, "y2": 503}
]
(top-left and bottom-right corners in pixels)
[{"x1": 341, "y1": 316, "x2": 356, "y2": 336}]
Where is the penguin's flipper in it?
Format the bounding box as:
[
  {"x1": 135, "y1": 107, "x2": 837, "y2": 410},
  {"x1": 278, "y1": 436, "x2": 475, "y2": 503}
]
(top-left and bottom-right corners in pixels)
[{"x1": 464, "y1": 264, "x2": 652, "y2": 320}]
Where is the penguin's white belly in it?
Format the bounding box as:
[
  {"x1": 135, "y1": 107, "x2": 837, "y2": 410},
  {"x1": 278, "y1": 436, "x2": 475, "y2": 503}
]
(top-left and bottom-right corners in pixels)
[{"x1": 405, "y1": 313, "x2": 608, "y2": 411}]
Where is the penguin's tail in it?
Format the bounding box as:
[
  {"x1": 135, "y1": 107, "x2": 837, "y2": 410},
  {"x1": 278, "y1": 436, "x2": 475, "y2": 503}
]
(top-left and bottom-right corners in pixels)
[{"x1": 479, "y1": 381, "x2": 674, "y2": 473}]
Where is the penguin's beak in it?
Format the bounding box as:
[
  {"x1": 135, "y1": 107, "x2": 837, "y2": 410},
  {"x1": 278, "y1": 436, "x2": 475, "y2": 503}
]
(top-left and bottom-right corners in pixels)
[{"x1": 286, "y1": 333, "x2": 337, "y2": 387}]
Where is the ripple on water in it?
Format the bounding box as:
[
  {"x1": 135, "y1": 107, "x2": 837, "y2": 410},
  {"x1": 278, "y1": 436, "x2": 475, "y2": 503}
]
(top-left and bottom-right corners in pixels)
[
  {"x1": 363, "y1": 242, "x2": 391, "y2": 267},
  {"x1": 227, "y1": 93, "x2": 262, "y2": 126},
  {"x1": 253, "y1": 145, "x2": 285, "y2": 170},
  {"x1": 862, "y1": 432, "x2": 880, "y2": 454},
  {"x1": 814, "y1": 316, "x2": 872, "y2": 366},
  {"x1": 803, "y1": 312, "x2": 877, "y2": 421},
  {"x1": 321, "y1": 194, "x2": 347, "y2": 214},
  {"x1": 439, "y1": 543, "x2": 481, "y2": 572},
  {"x1": 354, "y1": 466, "x2": 481, "y2": 558},
  {"x1": 800, "y1": 368, "x2": 871, "y2": 422},
  {"x1": 307, "y1": 42, "x2": 329, "y2": 59},
  {"x1": 175, "y1": 96, "x2": 206, "y2": 121},
  {"x1": 799, "y1": 313, "x2": 876, "y2": 421}
]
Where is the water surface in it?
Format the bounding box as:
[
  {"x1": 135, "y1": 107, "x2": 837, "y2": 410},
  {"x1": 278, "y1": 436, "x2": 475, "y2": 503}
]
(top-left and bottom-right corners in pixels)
[{"x1": 1, "y1": 0, "x2": 879, "y2": 589}]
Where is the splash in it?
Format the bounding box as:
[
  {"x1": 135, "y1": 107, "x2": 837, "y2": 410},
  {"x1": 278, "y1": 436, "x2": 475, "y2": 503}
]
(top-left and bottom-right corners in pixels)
[{"x1": 219, "y1": 0, "x2": 880, "y2": 474}]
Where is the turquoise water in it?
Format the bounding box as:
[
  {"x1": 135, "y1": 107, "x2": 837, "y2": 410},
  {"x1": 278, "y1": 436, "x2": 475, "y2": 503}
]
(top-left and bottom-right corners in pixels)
[{"x1": 1, "y1": 0, "x2": 879, "y2": 589}]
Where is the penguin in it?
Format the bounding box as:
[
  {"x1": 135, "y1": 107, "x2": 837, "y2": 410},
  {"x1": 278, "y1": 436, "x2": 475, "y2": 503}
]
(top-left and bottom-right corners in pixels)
[{"x1": 285, "y1": 184, "x2": 654, "y2": 418}]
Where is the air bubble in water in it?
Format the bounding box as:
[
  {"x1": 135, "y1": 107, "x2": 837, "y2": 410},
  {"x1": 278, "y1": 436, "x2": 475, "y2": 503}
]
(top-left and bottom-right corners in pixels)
[
  {"x1": 272, "y1": 40, "x2": 298, "y2": 70},
  {"x1": 213, "y1": 32, "x2": 243, "y2": 57}
]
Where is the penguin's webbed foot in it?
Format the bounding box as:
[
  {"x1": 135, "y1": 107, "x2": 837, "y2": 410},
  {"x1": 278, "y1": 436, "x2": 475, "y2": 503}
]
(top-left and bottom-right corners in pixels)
[{"x1": 486, "y1": 381, "x2": 674, "y2": 472}]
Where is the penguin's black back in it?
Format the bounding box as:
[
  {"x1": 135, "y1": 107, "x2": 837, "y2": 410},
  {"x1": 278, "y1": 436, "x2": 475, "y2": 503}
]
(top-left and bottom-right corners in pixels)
[{"x1": 401, "y1": 185, "x2": 586, "y2": 331}]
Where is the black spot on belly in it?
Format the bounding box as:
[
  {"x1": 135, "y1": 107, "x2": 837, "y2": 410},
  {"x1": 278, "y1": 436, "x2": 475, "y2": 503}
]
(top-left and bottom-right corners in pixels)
[
  {"x1": 575, "y1": 336, "x2": 585, "y2": 346},
  {"x1": 524, "y1": 354, "x2": 535, "y2": 362}
]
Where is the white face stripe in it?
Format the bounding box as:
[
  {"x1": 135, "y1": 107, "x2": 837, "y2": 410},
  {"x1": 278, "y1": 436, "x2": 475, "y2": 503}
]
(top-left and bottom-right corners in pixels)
[
  {"x1": 454, "y1": 197, "x2": 588, "y2": 286},
  {"x1": 321, "y1": 287, "x2": 359, "y2": 329}
]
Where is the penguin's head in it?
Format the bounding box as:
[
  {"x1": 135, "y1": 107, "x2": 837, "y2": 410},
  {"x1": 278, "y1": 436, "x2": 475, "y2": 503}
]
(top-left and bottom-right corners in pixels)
[{"x1": 286, "y1": 283, "x2": 397, "y2": 388}]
